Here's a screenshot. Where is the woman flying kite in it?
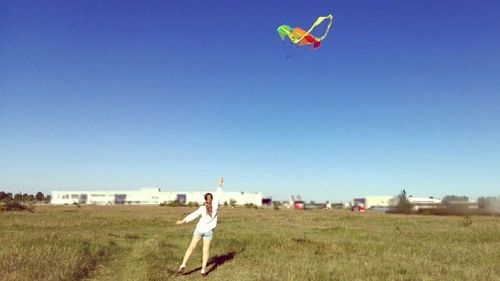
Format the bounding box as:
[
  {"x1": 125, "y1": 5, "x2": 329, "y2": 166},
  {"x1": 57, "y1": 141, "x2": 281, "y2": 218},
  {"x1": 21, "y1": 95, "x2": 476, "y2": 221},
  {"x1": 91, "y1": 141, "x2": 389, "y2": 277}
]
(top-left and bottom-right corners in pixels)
[{"x1": 176, "y1": 176, "x2": 224, "y2": 276}]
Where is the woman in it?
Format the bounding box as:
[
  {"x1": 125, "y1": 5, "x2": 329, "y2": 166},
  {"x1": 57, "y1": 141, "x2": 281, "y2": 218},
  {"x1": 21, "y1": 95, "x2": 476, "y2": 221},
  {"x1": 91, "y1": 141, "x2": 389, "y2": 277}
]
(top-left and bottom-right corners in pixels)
[{"x1": 176, "y1": 176, "x2": 223, "y2": 276}]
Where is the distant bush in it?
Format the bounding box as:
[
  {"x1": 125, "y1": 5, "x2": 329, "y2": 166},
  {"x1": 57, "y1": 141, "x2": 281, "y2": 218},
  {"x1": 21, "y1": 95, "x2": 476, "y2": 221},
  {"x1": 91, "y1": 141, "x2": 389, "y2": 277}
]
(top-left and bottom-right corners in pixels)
[
  {"x1": 187, "y1": 201, "x2": 199, "y2": 207},
  {"x1": 0, "y1": 201, "x2": 35, "y2": 212},
  {"x1": 160, "y1": 201, "x2": 182, "y2": 207},
  {"x1": 159, "y1": 201, "x2": 200, "y2": 207},
  {"x1": 419, "y1": 208, "x2": 494, "y2": 216},
  {"x1": 462, "y1": 216, "x2": 472, "y2": 227},
  {"x1": 273, "y1": 201, "x2": 281, "y2": 210},
  {"x1": 229, "y1": 199, "x2": 237, "y2": 207},
  {"x1": 244, "y1": 203, "x2": 258, "y2": 209}
]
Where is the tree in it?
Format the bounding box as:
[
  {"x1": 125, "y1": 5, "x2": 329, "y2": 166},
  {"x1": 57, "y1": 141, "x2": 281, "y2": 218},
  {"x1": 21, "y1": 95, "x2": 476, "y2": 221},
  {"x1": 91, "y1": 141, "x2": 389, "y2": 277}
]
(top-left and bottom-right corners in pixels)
[
  {"x1": 0, "y1": 191, "x2": 6, "y2": 201},
  {"x1": 396, "y1": 189, "x2": 413, "y2": 213},
  {"x1": 14, "y1": 193, "x2": 22, "y2": 201},
  {"x1": 229, "y1": 199, "x2": 237, "y2": 207},
  {"x1": 478, "y1": 197, "x2": 497, "y2": 210},
  {"x1": 44, "y1": 195, "x2": 52, "y2": 203},
  {"x1": 27, "y1": 195, "x2": 35, "y2": 202},
  {"x1": 442, "y1": 195, "x2": 469, "y2": 205},
  {"x1": 478, "y1": 197, "x2": 487, "y2": 209},
  {"x1": 2, "y1": 192, "x2": 13, "y2": 201},
  {"x1": 35, "y1": 192, "x2": 44, "y2": 202}
]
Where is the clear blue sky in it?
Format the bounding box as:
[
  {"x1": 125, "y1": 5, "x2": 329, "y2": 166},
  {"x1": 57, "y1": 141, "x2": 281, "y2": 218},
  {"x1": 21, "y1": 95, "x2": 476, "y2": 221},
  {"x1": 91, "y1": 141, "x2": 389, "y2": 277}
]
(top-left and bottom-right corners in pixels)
[{"x1": 1, "y1": 0, "x2": 499, "y2": 201}]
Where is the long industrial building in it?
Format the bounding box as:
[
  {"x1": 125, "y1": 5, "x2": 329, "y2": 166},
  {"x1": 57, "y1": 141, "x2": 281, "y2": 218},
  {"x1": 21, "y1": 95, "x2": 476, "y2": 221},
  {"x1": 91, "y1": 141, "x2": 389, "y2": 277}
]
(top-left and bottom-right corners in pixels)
[{"x1": 51, "y1": 188, "x2": 264, "y2": 207}]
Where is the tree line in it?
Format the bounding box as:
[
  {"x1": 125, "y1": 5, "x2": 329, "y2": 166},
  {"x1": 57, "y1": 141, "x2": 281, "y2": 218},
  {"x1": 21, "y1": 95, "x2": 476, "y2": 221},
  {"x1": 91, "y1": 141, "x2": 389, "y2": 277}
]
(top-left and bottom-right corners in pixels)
[
  {"x1": 0, "y1": 191, "x2": 51, "y2": 203},
  {"x1": 394, "y1": 189, "x2": 499, "y2": 215}
]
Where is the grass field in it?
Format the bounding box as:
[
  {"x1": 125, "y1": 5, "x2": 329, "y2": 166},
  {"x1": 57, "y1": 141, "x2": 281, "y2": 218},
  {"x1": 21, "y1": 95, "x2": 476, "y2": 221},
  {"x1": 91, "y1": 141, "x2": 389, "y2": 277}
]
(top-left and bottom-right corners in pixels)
[{"x1": 1, "y1": 205, "x2": 499, "y2": 281}]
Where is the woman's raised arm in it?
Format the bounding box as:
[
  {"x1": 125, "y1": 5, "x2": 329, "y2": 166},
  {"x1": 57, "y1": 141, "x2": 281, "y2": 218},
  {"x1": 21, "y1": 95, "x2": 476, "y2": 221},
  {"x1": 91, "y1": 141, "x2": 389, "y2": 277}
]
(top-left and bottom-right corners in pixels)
[{"x1": 213, "y1": 176, "x2": 223, "y2": 208}]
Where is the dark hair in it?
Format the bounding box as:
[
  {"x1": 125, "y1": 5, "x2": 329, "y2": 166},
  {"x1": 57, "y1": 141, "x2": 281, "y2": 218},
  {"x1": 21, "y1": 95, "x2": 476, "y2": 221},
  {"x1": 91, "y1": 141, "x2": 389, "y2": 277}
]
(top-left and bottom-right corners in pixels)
[
  {"x1": 204, "y1": 193, "x2": 213, "y2": 217},
  {"x1": 204, "y1": 193, "x2": 213, "y2": 201}
]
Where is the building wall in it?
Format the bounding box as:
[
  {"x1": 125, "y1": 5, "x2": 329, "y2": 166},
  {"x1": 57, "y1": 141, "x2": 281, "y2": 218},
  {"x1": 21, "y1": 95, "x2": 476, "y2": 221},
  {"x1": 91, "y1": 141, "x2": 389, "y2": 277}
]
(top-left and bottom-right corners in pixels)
[
  {"x1": 407, "y1": 197, "x2": 442, "y2": 204},
  {"x1": 353, "y1": 196, "x2": 395, "y2": 208},
  {"x1": 367, "y1": 196, "x2": 395, "y2": 208},
  {"x1": 51, "y1": 188, "x2": 263, "y2": 206},
  {"x1": 51, "y1": 189, "x2": 163, "y2": 205}
]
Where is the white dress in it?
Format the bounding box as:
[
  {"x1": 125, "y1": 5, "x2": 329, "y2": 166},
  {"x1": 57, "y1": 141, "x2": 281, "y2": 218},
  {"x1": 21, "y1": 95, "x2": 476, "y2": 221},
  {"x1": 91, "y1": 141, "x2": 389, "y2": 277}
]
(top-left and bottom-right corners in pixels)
[{"x1": 182, "y1": 186, "x2": 222, "y2": 233}]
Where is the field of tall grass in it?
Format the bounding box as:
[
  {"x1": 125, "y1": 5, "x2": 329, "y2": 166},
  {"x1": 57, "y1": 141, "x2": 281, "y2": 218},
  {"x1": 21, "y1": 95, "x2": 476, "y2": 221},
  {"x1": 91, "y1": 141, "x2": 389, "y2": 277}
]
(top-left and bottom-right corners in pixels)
[{"x1": 1, "y1": 205, "x2": 499, "y2": 281}]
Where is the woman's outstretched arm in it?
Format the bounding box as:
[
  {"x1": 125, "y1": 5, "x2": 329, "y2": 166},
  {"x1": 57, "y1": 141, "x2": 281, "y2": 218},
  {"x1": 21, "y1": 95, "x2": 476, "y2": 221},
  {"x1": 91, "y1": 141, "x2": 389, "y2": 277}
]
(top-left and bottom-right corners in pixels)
[{"x1": 176, "y1": 207, "x2": 202, "y2": 225}]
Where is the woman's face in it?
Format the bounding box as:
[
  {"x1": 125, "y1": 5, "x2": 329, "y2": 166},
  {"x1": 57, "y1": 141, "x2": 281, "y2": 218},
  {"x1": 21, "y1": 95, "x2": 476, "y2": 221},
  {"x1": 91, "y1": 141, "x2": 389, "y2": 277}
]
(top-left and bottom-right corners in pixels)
[{"x1": 205, "y1": 194, "x2": 213, "y2": 204}]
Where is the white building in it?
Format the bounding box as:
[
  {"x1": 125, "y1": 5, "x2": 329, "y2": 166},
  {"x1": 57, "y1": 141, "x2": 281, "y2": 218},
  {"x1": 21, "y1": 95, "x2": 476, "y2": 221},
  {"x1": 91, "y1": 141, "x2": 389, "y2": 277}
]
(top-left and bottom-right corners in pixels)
[
  {"x1": 51, "y1": 188, "x2": 264, "y2": 207},
  {"x1": 407, "y1": 197, "x2": 442, "y2": 204},
  {"x1": 406, "y1": 196, "x2": 442, "y2": 211},
  {"x1": 353, "y1": 196, "x2": 395, "y2": 209},
  {"x1": 387, "y1": 196, "x2": 442, "y2": 211}
]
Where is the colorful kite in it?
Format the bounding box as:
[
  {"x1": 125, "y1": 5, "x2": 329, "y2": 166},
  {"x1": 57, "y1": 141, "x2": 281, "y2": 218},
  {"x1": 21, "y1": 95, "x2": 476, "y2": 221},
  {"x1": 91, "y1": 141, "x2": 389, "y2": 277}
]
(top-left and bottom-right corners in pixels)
[{"x1": 277, "y1": 14, "x2": 333, "y2": 58}]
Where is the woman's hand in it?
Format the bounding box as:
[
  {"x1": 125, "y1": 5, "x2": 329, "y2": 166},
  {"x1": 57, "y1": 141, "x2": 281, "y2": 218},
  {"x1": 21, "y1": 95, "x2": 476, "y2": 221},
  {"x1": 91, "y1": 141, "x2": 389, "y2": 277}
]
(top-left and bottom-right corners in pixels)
[
  {"x1": 176, "y1": 220, "x2": 184, "y2": 225},
  {"x1": 218, "y1": 176, "x2": 224, "y2": 188}
]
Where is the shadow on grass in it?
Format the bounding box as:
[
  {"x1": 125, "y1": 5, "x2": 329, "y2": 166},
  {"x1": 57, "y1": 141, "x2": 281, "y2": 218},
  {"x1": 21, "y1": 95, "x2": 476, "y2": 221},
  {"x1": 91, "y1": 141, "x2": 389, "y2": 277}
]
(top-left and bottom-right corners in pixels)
[{"x1": 182, "y1": 251, "x2": 237, "y2": 276}]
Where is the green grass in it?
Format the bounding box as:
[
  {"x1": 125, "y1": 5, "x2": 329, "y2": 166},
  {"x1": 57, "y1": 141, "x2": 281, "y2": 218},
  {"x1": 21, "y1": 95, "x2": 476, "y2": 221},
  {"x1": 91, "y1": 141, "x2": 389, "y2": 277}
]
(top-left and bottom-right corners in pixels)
[{"x1": 1, "y1": 206, "x2": 499, "y2": 281}]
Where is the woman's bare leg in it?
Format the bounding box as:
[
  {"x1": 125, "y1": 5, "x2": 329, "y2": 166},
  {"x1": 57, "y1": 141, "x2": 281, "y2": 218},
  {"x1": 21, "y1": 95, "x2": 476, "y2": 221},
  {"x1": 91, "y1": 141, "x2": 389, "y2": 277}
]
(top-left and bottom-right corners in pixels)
[
  {"x1": 181, "y1": 235, "x2": 201, "y2": 267},
  {"x1": 201, "y1": 238, "x2": 211, "y2": 273}
]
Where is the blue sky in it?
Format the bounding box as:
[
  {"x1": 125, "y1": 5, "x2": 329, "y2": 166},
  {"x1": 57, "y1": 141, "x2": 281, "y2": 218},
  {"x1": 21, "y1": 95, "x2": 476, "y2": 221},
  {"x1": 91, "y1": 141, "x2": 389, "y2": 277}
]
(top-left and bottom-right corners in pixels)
[{"x1": 1, "y1": 0, "x2": 499, "y2": 201}]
